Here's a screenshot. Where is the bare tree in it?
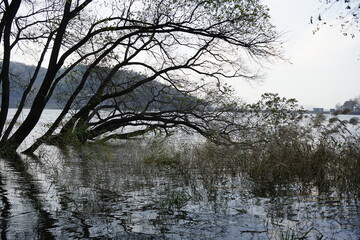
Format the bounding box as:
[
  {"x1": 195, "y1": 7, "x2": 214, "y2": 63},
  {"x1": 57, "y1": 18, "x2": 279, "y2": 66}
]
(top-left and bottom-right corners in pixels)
[
  {"x1": 0, "y1": 0, "x2": 280, "y2": 156},
  {"x1": 312, "y1": 0, "x2": 360, "y2": 37}
]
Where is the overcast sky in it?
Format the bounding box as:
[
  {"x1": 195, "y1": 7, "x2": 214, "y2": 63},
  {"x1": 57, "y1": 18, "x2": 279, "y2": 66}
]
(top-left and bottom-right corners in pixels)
[
  {"x1": 11, "y1": 1, "x2": 359, "y2": 109},
  {"x1": 232, "y1": 0, "x2": 360, "y2": 109}
]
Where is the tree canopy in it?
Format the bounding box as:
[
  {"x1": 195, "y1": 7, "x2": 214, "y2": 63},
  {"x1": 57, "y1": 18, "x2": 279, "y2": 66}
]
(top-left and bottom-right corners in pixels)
[{"x1": 0, "y1": 0, "x2": 280, "y2": 156}]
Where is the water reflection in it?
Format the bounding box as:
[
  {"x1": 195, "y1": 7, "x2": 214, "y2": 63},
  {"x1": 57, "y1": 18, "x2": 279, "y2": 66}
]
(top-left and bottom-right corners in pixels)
[
  {"x1": 0, "y1": 156, "x2": 56, "y2": 239},
  {"x1": 0, "y1": 142, "x2": 359, "y2": 239}
]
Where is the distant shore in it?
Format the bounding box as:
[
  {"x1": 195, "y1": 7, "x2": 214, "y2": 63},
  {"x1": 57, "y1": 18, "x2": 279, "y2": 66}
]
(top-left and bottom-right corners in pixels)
[{"x1": 306, "y1": 110, "x2": 360, "y2": 116}]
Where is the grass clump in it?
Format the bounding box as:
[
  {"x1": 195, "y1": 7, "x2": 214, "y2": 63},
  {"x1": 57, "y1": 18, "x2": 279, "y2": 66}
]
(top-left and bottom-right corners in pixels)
[
  {"x1": 159, "y1": 191, "x2": 191, "y2": 213},
  {"x1": 142, "y1": 137, "x2": 182, "y2": 165},
  {"x1": 237, "y1": 113, "x2": 360, "y2": 196}
]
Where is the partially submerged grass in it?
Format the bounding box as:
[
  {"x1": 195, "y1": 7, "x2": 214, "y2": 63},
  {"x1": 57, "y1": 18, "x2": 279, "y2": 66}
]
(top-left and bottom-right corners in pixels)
[
  {"x1": 143, "y1": 138, "x2": 182, "y2": 165},
  {"x1": 36, "y1": 93, "x2": 359, "y2": 239},
  {"x1": 33, "y1": 110, "x2": 360, "y2": 240},
  {"x1": 244, "y1": 115, "x2": 360, "y2": 196},
  {"x1": 132, "y1": 113, "x2": 360, "y2": 198},
  {"x1": 36, "y1": 94, "x2": 360, "y2": 198},
  {"x1": 51, "y1": 109, "x2": 360, "y2": 199},
  {"x1": 159, "y1": 190, "x2": 192, "y2": 213}
]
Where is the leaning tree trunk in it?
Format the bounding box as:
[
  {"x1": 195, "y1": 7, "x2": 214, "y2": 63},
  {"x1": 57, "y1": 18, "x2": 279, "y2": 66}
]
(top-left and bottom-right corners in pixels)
[
  {"x1": 0, "y1": 1, "x2": 72, "y2": 156},
  {"x1": 0, "y1": 0, "x2": 22, "y2": 138}
]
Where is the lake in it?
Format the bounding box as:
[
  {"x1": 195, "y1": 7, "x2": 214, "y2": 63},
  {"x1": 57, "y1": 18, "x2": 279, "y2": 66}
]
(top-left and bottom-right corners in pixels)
[{"x1": 0, "y1": 109, "x2": 359, "y2": 239}]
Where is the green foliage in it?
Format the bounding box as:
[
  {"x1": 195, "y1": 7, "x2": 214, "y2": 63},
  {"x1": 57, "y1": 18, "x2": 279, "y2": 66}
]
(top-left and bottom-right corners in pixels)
[
  {"x1": 248, "y1": 93, "x2": 304, "y2": 122},
  {"x1": 159, "y1": 190, "x2": 191, "y2": 213}
]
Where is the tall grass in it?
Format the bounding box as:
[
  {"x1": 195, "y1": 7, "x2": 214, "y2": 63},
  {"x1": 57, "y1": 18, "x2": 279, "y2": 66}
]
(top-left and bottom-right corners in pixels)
[
  {"x1": 135, "y1": 94, "x2": 360, "y2": 198},
  {"x1": 237, "y1": 114, "x2": 360, "y2": 197}
]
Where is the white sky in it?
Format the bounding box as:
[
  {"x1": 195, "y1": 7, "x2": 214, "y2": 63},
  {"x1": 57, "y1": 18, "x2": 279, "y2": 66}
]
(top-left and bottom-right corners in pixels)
[{"x1": 231, "y1": 0, "x2": 360, "y2": 109}]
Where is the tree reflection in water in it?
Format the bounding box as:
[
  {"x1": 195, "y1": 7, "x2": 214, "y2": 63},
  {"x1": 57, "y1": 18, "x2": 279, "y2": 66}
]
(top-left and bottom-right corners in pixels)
[{"x1": 0, "y1": 141, "x2": 359, "y2": 239}]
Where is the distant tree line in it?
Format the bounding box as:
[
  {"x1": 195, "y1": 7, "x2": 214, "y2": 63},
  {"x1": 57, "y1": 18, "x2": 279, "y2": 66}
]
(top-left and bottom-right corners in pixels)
[
  {"x1": 333, "y1": 96, "x2": 360, "y2": 115},
  {"x1": 339, "y1": 96, "x2": 360, "y2": 111}
]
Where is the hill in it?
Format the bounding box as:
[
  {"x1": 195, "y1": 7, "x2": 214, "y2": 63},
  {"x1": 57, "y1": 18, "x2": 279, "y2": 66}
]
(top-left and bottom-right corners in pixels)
[{"x1": 3, "y1": 62, "x2": 204, "y2": 111}]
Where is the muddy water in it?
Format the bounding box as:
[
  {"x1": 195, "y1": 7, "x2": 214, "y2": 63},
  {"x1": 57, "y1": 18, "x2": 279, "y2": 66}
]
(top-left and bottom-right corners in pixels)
[{"x1": 0, "y1": 142, "x2": 359, "y2": 240}]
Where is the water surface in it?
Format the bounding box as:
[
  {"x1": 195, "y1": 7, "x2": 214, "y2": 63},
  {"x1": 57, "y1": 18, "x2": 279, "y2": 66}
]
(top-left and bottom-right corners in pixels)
[
  {"x1": 1, "y1": 110, "x2": 359, "y2": 239},
  {"x1": 0, "y1": 142, "x2": 359, "y2": 239}
]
